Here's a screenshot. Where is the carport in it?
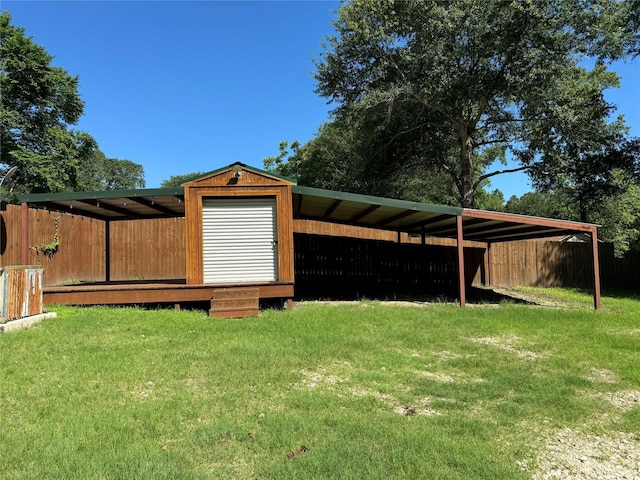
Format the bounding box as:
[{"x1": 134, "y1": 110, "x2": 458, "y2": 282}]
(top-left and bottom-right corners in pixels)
[{"x1": 291, "y1": 186, "x2": 602, "y2": 308}]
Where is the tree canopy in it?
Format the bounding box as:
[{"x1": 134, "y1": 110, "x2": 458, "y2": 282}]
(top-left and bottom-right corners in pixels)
[
  {"x1": 264, "y1": 117, "x2": 463, "y2": 206},
  {"x1": 623, "y1": 0, "x2": 640, "y2": 56},
  {"x1": 79, "y1": 150, "x2": 145, "y2": 191},
  {"x1": 160, "y1": 172, "x2": 208, "y2": 188},
  {"x1": 505, "y1": 138, "x2": 640, "y2": 256},
  {"x1": 308, "y1": 0, "x2": 634, "y2": 208},
  {"x1": 0, "y1": 12, "x2": 144, "y2": 196}
]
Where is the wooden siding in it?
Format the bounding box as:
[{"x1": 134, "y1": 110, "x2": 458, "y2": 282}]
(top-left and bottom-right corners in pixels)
[
  {"x1": 184, "y1": 168, "x2": 287, "y2": 187},
  {"x1": 184, "y1": 185, "x2": 294, "y2": 284},
  {"x1": 184, "y1": 164, "x2": 295, "y2": 285}
]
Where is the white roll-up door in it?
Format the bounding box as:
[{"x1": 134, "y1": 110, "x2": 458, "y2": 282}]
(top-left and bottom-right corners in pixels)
[{"x1": 202, "y1": 197, "x2": 278, "y2": 283}]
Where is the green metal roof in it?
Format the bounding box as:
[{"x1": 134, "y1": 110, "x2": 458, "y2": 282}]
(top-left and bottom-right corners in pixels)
[
  {"x1": 16, "y1": 163, "x2": 597, "y2": 242},
  {"x1": 290, "y1": 185, "x2": 595, "y2": 241},
  {"x1": 291, "y1": 185, "x2": 462, "y2": 234},
  {"x1": 18, "y1": 187, "x2": 183, "y2": 202},
  {"x1": 291, "y1": 185, "x2": 462, "y2": 216},
  {"x1": 17, "y1": 187, "x2": 185, "y2": 221}
]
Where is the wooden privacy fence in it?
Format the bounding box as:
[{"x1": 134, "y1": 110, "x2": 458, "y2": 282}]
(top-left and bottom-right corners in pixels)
[
  {"x1": 109, "y1": 217, "x2": 185, "y2": 281},
  {"x1": 489, "y1": 240, "x2": 639, "y2": 290},
  {"x1": 293, "y1": 233, "x2": 486, "y2": 298},
  {"x1": 1, "y1": 204, "x2": 637, "y2": 291},
  {"x1": 0, "y1": 204, "x2": 185, "y2": 286},
  {"x1": 1, "y1": 203, "x2": 106, "y2": 285},
  {"x1": 489, "y1": 240, "x2": 602, "y2": 288}
]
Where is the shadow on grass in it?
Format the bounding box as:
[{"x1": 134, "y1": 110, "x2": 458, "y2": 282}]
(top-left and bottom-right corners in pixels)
[
  {"x1": 294, "y1": 286, "x2": 535, "y2": 306},
  {"x1": 602, "y1": 288, "x2": 640, "y2": 301}
]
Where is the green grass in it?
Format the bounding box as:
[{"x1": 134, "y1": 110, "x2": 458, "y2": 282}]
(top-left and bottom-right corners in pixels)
[{"x1": 1, "y1": 289, "x2": 639, "y2": 479}]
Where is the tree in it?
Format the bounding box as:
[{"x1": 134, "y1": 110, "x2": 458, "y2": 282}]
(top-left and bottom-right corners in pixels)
[
  {"x1": 505, "y1": 190, "x2": 576, "y2": 220},
  {"x1": 537, "y1": 137, "x2": 640, "y2": 222},
  {"x1": 0, "y1": 12, "x2": 145, "y2": 195},
  {"x1": 1, "y1": 11, "x2": 84, "y2": 193},
  {"x1": 264, "y1": 115, "x2": 461, "y2": 205},
  {"x1": 160, "y1": 172, "x2": 208, "y2": 188},
  {"x1": 313, "y1": 0, "x2": 634, "y2": 207},
  {"x1": 80, "y1": 150, "x2": 145, "y2": 191},
  {"x1": 623, "y1": 0, "x2": 640, "y2": 57},
  {"x1": 505, "y1": 139, "x2": 640, "y2": 257},
  {"x1": 475, "y1": 189, "x2": 505, "y2": 212},
  {"x1": 592, "y1": 181, "x2": 640, "y2": 257}
]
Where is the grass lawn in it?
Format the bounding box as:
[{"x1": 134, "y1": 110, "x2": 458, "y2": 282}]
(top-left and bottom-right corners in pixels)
[{"x1": 1, "y1": 288, "x2": 639, "y2": 479}]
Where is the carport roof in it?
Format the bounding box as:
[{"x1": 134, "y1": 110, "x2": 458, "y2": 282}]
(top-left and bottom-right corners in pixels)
[
  {"x1": 291, "y1": 185, "x2": 597, "y2": 242},
  {"x1": 17, "y1": 187, "x2": 186, "y2": 221},
  {"x1": 17, "y1": 183, "x2": 597, "y2": 243}
]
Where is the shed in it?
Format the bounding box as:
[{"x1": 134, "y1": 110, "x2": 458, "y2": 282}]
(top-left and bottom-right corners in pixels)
[{"x1": 15, "y1": 162, "x2": 603, "y2": 314}]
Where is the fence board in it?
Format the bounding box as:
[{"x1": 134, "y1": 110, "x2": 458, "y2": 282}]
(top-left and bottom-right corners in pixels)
[
  {"x1": 110, "y1": 218, "x2": 185, "y2": 281},
  {"x1": 1, "y1": 205, "x2": 186, "y2": 286},
  {"x1": 1, "y1": 204, "x2": 106, "y2": 285},
  {"x1": 293, "y1": 233, "x2": 485, "y2": 298},
  {"x1": 489, "y1": 240, "x2": 625, "y2": 289}
]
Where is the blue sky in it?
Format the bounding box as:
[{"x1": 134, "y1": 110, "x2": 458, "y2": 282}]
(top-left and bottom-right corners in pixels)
[{"x1": 4, "y1": 1, "x2": 639, "y2": 200}]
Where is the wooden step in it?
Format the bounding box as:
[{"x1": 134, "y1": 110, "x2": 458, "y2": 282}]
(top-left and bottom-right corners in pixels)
[{"x1": 209, "y1": 287, "x2": 259, "y2": 318}]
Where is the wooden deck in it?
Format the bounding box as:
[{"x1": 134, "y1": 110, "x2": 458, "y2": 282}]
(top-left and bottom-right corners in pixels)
[{"x1": 43, "y1": 280, "x2": 294, "y2": 308}]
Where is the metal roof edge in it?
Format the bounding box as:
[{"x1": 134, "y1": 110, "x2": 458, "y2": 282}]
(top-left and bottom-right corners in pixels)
[
  {"x1": 17, "y1": 186, "x2": 185, "y2": 203},
  {"x1": 292, "y1": 185, "x2": 463, "y2": 216}
]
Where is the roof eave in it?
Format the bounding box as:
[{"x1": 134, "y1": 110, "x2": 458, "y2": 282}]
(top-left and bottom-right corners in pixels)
[{"x1": 17, "y1": 187, "x2": 185, "y2": 203}]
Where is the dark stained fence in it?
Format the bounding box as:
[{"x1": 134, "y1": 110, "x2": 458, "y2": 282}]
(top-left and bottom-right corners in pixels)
[
  {"x1": 610, "y1": 257, "x2": 640, "y2": 291},
  {"x1": 293, "y1": 219, "x2": 488, "y2": 286},
  {"x1": 293, "y1": 233, "x2": 486, "y2": 299}
]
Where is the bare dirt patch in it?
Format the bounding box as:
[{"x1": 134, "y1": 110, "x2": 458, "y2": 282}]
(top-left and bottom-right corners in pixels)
[
  {"x1": 585, "y1": 367, "x2": 618, "y2": 384},
  {"x1": 294, "y1": 362, "x2": 444, "y2": 417},
  {"x1": 597, "y1": 390, "x2": 640, "y2": 410},
  {"x1": 467, "y1": 335, "x2": 547, "y2": 359},
  {"x1": 522, "y1": 428, "x2": 640, "y2": 480},
  {"x1": 605, "y1": 327, "x2": 640, "y2": 337},
  {"x1": 131, "y1": 381, "x2": 155, "y2": 400},
  {"x1": 414, "y1": 370, "x2": 457, "y2": 383},
  {"x1": 296, "y1": 362, "x2": 352, "y2": 389}
]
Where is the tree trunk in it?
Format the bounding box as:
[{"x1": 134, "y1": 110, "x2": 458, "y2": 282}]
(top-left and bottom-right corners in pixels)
[
  {"x1": 579, "y1": 197, "x2": 588, "y2": 223},
  {"x1": 458, "y1": 126, "x2": 475, "y2": 208}
]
